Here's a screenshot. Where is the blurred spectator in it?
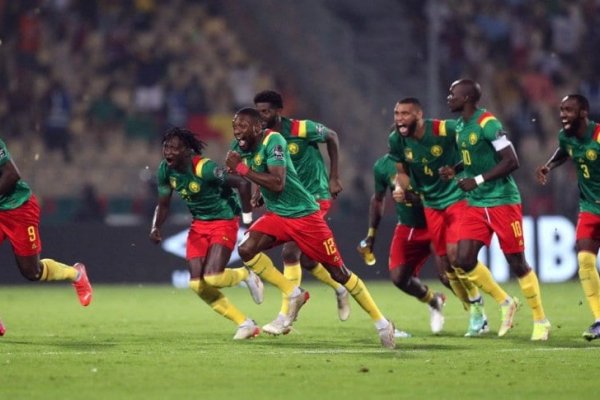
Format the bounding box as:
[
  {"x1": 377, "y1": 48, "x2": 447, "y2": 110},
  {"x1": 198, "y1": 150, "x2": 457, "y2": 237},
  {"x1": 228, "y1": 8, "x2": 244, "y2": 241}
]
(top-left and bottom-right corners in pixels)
[
  {"x1": 42, "y1": 79, "x2": 72, "y2": 163},
  {"x1": 87, "y1": 83, "x2": 125, "y2": 148},
  {"x1": 75, "y1": 183, "x2": 106, "y2": 222},
  {"x1": 133, "y1": 48, "x2": 165, "y2": 113}
]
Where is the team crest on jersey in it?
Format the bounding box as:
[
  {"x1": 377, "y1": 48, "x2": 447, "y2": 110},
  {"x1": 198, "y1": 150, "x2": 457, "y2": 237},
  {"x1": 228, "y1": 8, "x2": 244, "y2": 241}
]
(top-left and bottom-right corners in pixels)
[
  {"x1": 567, "y1": 147, "x2": 573, "y2": 157},
  {"x1": 431, "y1": 145, "x2": 443, "y2": 157},
  {"x1": 169, "y1": 177, "x2": 177, "y2": 189},
  {"x1": 586, "y1": 149, "x2": 597, "y2": 161},
  {"x1": 188, "y1": 181, "x2": 200, "y2": 193},
  {"x1": 469, "y1": 133, "x2": 478, "y2": 145},
  {"x1": 254, "y1": 154, "x2": 263, "y2": 166},
  {"x1": 404, "y1": 148, "x2": 413, "y2": 161},
  {"x1": 288, "y1": 143, "x2": 299, "y2": 155}
]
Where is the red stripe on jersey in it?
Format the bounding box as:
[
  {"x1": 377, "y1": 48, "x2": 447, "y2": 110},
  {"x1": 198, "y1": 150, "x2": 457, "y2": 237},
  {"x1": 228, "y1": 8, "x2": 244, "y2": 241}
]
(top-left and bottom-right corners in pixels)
[
  {"x1": 431, "y1": 120, "x2": 447, "y2": 136},
  {"x1": 290, "y1": 119, "x2": 300, "y2": 136},
  {"x1": 192, "y1": 155, "x2": 203, "y2": 170},
  {"x1": 477, "y1": 111, "x2": 496, "y2": 128},
  {"x1": 593, "y1": 125, "x2": 600, "y2": 143},
  {"x1": 432, "y1": 119, "x2": 441, "y2": 135}
]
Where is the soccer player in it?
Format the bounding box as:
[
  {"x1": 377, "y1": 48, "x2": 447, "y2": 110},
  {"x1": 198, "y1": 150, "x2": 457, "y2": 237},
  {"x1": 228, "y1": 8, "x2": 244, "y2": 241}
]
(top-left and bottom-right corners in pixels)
[
  {"x1": 149, "y1": 127, "x2": 265, "y2": 340},
  {"x1": 535, "y1": 94, "x2": 600, "y2": 341},
  {"x1": 445, "y1": 79, "x2": 550, "y2": 341},
  {"x1": 388, "y1": 98, "x2": 489, "y2": 337},
  {"x1": 359, "y1": 153, "x2": 447, "y2": 336},
  {"x1": 226, "y1": 108, "x2": 396, "y2": 349},
  {"x1": 0, "y1": 137, "x2": 92, "y2": 336},
  {"x1": 253, "y1": 90, "x2": 350, "y2": 333}
]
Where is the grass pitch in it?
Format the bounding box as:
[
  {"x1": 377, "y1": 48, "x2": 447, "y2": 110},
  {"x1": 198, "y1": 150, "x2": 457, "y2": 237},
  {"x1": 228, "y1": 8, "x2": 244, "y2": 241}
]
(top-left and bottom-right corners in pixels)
[{"x1": 1, "y1": 280, "x2": 599, "y2": 399}]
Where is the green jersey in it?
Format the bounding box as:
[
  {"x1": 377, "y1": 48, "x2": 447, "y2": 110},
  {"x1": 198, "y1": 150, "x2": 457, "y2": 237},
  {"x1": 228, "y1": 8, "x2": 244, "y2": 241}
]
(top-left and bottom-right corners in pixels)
[
  {"x1": 0, "y1": 138, "x2": 32, "y2": 210},
  {"x1": 279, "y1": 116, "x2": 331, "y2": 200},
  {"x1": 373, "y1": 154, "x2": 426, "y2": 228},
  {"x1": 156, "y1": 156, "x2": 239, "y2": 220},
  {"x1": 455, "y1": 108, "x2": 521, "y2": 206},
  {"x1": 388, "y1": 120, "x2": 465, "y2": 209},
  {"x1": 232, "y1": 130, "x2": 319, "y2": 217},
  {"x1": 558, "y1": 121, "x2": 600, "y2": 215}
]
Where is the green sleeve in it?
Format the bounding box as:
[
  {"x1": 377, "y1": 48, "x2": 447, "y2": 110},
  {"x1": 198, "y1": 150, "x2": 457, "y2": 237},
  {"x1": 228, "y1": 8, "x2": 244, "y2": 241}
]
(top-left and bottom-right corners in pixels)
[
  {"x1": 388, "y1": 131, "x2": 404, "y2": 162},
  {"x1": 373, "y1": 160, "x2": 389, "y2": 195},
  {"x1": 481, "y1": 118, "x2": 504, "y2": 142},
  {"x1": 265, "y1": 133, "x2": 287, "y2": 167},
  {"x1": 156, "y1": 162, "x2": 171, "y2": 197},
  {"x1": 304, "y1": 119, "x2": 329, "y2": 143}
]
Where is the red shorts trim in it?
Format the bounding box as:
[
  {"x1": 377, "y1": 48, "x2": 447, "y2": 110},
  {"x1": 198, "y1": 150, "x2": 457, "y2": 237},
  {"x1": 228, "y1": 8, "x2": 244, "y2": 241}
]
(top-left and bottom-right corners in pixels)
[
  {"x1": 250, "y1": 211, "x2": 344, "y2": 267},
  {"x1": 424, "y1": 200, "x2": 468, "y2": 256},
  {"x1": 186, "y1": 218, "x2": 239, "y2": 260},
  {"x1": 576, "y1": 212, "x2": 600, "y2": 241},
  {"x1": 459, "y1": 204, "x2": 525, "y2": 253},
  {"x1": 0, "y1": 195, "x2": 42, "y2": 256},
  {"x1": 388, "y1": 224, "x2": 431, "y2": 274}
]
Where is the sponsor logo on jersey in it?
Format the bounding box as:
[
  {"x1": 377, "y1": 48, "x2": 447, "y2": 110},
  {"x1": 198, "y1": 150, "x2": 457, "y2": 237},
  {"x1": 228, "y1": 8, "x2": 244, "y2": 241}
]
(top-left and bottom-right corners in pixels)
[
  {"x1": 404, "y1": 148, "x2": 413, "y2": 161},
  {"x1": 273, "y1": 144, "x2": 284, "y2": 161},
  {"x1": 431, "y1": 145, "x2": 443, "y2": 157},
  {"x1": 288, "y1": 143, "x2": 299, "y2": 155},
  {"x1": 469, "y1": 132, "x2": 478, "y2": 145},
  {"x1": 189, "y1": 181, "x2": 200, "y2": 193},
  {"x1": 169, "y1": 177, "x2": 177, "y2": 189},
  {"x1": 0, "y1": 148, "x2": 6, "y2": 159},
  {"x1": 567, "y1": 147, "x2": 573, "y2": 157},
  {"x1": 586, "y1": 149, "x2": 597, "y2": 161},
  {"x1": 316, "y1": 123, "x2": 325, "y2": 134}
]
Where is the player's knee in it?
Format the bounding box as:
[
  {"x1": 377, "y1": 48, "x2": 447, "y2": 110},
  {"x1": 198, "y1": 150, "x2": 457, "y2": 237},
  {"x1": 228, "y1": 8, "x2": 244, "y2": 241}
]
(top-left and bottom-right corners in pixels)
[
  {"x1": 282, "y1": 243, "x2": 301, "y2": 263},
  {"x1": 455, "y1": 255, "x2": 477, "y2": 272},
  {"x1": 204, "y1": 273, "x2": 226, "y2": 288},
  {"x1": 237, "y1": 242, "x2": 256, "y2": 262}
]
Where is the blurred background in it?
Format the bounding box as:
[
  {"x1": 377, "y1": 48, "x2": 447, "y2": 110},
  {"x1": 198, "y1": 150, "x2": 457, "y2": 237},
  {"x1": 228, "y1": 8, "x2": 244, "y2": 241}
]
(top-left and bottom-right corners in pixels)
[{"x1": 0, "y1": 0, "x2": 596, "y2": 283}]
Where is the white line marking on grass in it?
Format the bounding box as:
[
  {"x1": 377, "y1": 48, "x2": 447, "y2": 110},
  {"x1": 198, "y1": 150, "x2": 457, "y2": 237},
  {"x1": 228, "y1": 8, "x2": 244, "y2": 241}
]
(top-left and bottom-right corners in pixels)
[{"x1": 498, "y1": 347, "x2": 600, "y2": 352}]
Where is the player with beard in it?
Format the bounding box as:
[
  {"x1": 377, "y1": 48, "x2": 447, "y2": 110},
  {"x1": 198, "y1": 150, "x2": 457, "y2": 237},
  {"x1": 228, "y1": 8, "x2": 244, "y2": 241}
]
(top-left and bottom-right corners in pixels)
[
  {"x1": 445, "y1": 79, "x2": 550, "y2": 341},
  {"x1": 359, "y1": 152, "x2": 450, "y2": 336},
  {"x1": 226, "y1": 107, "x2": 396, "y2": 349},
  {"x1": 253, "y1": 90, "x2": 350, "y2": 335},
  {"x1": 388, "y1": 97, "x2": 489, "y2": 337},
  {"x1": 150, "y1": 127, "x2": 265, "y2": 340},
  {"x1": 536, "y1": 94, "x2": 600, "y2": 341}
]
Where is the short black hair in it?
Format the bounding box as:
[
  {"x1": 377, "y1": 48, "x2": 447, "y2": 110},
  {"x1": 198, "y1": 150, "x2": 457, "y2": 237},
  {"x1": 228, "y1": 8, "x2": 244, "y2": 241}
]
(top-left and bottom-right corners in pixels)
[
  {"x1": 565, "y1": 94, "x2": 589, "y2": 112},
  {"x1": 235, "y1": 107, "x2": 262, "y2": 121},
  {"x1": 398, "y1": 97, "x2": 422, "y2": 108},
  {"x1": 254, "y1": 90, "x2": 284, "y2": 109},
  {"x1": 162, "y1": 127, "x2": 206, "y2": 155}
]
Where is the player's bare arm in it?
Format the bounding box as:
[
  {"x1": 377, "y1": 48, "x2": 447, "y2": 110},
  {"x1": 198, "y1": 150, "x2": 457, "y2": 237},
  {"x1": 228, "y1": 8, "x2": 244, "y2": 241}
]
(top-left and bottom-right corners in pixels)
[
  {"x1": 226, "y1": 150, "x2": 287, "y2": 193},
  {"x1": 0, "y1": 159, "x2": 21, "y2": 196},
  {"x1": 362, "y1": 190, "x2": 386, "y2": 251},
  {"x1": 536, "y1": 147, "x2": 570, "y2": 185},
  {"x1": 458, "y1": 135, "x2": 519, "y2": 192},
  {"x1": 225, "y1": 173, "x2": 252, "y2": 214},
  {"x1": 150, "y1": 194, "x2": 172, "y2": 244},
  {"x1": 324, "y1": 129, "x2": 343, "y2": 198}
]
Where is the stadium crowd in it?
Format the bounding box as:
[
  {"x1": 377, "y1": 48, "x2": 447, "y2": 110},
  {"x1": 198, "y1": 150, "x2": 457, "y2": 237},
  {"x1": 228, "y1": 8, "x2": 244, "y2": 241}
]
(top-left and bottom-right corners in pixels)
[{"x1": 0, "y1": 0, "x2": 599, "y2": 223}]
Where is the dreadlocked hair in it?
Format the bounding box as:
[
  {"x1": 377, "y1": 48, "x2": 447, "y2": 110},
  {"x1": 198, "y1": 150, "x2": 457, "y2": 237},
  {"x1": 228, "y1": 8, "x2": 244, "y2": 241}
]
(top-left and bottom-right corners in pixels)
[{"x1": 162, "y1": 127, "x2": 207, "y2": 155}]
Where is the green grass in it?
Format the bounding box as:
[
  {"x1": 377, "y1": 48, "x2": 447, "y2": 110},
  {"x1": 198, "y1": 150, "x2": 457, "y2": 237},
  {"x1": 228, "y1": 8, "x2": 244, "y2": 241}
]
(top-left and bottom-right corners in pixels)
[{"x1": 1, "y1": 281, "x2": 599, "y2": 399}]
